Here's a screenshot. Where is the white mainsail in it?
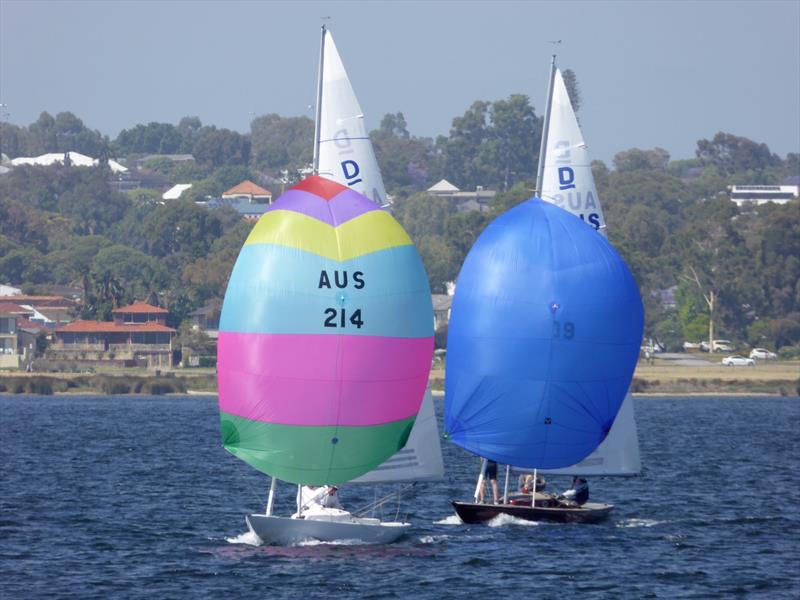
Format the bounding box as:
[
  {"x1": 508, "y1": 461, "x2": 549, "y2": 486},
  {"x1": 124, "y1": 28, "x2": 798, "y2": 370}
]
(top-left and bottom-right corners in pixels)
[
  {"x1": 537, "y1": 62, "x2": 640, "y2": 477},
  {"x1": 540, "y1": 68, "x2": 607, "y2": 234},
  {"x1": 315, "y1": 28, "x2": 389, "y2": 206},
  {"x1": 353, "y1": 388, "x2": 445, "y2": 483}
]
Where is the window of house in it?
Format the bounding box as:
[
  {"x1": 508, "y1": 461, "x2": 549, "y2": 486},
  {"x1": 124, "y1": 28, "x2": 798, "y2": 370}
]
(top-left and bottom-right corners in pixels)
[{"x1": 0, "y1": 317, "x2": 16, "y2": 334}]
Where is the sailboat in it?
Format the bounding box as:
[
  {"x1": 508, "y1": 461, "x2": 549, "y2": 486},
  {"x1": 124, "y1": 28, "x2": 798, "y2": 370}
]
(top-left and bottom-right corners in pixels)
[
  {"x1": 217, "y1": 176, "x2": 434, "y2": 544},
  {"x1": 314, "y1": 25, "x2": 389, "y2": 206},
  {"x1": 445, "y1": 57, "x2": 644, "y2": 525},
  {"x1": 217, "y1": 28, "x2": 439, "y2": 546}
]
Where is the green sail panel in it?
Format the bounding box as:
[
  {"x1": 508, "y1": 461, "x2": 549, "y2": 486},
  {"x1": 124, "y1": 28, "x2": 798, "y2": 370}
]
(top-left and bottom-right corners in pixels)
[{"x1": 220, "y1": 412, "x2": 416, "y2": 485}]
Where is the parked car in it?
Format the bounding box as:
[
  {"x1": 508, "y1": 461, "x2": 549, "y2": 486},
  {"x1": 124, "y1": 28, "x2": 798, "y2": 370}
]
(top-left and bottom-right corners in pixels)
[
  {"x1": 722, "y1": 355, "x2": 755, "y2": 366},
  {"x1": 749, "y1": 348, "x2": 777, "y2": 360},
  {"x1": 702, "y1": 339, "x2": 734, "y2": 353}
]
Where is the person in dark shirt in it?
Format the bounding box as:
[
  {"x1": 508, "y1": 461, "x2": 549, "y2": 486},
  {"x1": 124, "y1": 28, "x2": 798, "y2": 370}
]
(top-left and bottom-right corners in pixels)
[{"x1": 562, "y1": 476, "x2": 589, "y2": 505}]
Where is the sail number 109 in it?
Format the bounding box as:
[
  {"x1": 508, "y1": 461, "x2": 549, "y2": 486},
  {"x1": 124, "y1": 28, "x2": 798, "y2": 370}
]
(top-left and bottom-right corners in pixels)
[{"x1": 324, "y1": 308, "x2": 363, "y2": 329}]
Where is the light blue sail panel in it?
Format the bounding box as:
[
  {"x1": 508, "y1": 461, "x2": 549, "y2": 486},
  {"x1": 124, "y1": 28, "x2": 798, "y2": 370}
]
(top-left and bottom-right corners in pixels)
[
  {"x1": 220, "y1": 243, "x2": 432, "y2": 338},
  {"x1": 444, "y1": 198, "x2": 643, "y2": 469}
]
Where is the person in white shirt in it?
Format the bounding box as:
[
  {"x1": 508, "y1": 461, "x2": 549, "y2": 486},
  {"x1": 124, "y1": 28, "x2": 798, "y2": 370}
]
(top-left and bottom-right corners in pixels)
[{"x1": 300, "y1": 485, "x2": 343, "y2": 511}]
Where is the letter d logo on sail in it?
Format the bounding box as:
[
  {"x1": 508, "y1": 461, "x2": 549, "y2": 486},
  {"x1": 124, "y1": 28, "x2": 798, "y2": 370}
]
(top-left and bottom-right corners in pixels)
[
  {"x1": 558, "y1": 166, "x2": 576, "y2": 190},
  {"x1": 341, "y1": 160, "x2": 363, "y2": 186}
]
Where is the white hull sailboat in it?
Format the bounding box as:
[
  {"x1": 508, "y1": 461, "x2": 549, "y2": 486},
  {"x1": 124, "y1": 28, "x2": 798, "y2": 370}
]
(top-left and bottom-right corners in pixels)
[
  {"x1": 219, "y1": 27, "x2": 439, "y2": 546},
  {"x1": 247, "y1": 388, "x2": 443, "y2": 544},
  {"x1": 246, "y1": 513, "x2": 409, "y2": 546}
]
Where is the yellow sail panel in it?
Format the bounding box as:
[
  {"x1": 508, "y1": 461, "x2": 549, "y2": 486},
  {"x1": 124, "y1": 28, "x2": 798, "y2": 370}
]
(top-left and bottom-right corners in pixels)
[{"x1": 244, "y1": 209, "x2": 412, "y2": 260}]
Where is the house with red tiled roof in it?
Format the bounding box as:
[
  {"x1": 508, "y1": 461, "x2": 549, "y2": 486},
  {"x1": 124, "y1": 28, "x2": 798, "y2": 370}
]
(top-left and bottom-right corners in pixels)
[
  {"x1": 50, "y1": 301, "x2": 175, "y2": 369},
  {"x1": 222, "y1": 180, "x2": 272, "y2": 204},
  {"x1": 0, "y1": 294, "x2": 78, "y2": 328}
]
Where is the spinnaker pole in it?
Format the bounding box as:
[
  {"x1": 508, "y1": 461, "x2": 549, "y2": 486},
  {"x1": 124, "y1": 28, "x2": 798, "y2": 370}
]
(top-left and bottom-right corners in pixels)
[
  {"x1": 534, "y1": 55, "x2": 557, "y2": 197},
  {"x1": 312, "y1": 24, "x2": 326, "y2": 174}
]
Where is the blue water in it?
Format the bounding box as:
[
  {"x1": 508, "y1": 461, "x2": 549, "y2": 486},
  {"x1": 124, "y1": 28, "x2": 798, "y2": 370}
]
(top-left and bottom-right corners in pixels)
[{"x1": 1, "y1": 395, "x2": 798, "y2": 599}]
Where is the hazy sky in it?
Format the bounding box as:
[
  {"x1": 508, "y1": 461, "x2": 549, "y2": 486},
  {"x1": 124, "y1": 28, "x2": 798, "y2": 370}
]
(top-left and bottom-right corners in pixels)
[{"x1": 1, "y1": 0, "x2": 798, "y2": 164}]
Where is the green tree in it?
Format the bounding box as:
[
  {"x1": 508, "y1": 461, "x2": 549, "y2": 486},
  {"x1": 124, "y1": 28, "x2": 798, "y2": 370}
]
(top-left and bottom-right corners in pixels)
[
  {"x1": 0, "y1": 247, "x2": 46, "y2": 285},
  {"x1": 47, "y1": 235, "x2": 113, "y2": 284},
  {"x1": 192, "y1": 127, "x2": 250, "y2": 168},
  {"x1": 696, "y1": 132, "x2": 780, "y2": 176},
  {"x1": 250, "y1": 114, "x2": 314, "y2": 173},
  {"x1": 141, "y1": 200, "x2": 224, "y2": 259},
  {"x1": 417, "y1": 235, "x2": 456, "y2": 294},
  {"x1": 394, "y1": 192, "x2": 453, "y2": 240},
  {"x1": 371, "y1": 112, "x2": 440, "y2": 193},
  {"x1": 613, "y1": 147, "x2": 670, "y2": 172},
  {"x1": 114, "y1": 122, "x2": 183, "y2": 155},
  {"x1": 439, "y1": 95, "x2": 539, "y2": 191},
  {"x1": 561, "y1": 68, "x2": 581, "y2": 114}
]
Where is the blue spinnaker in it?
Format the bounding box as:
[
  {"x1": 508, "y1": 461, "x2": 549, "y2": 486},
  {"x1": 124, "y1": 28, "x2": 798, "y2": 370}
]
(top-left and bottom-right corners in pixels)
[{"x1": 444, "y1": 198, "x2": 643, "y2": 469}]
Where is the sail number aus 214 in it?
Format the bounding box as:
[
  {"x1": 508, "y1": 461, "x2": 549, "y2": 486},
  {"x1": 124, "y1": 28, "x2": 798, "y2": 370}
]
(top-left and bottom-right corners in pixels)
[{"x1": 319, "y1": 269, "x2": 365, "y2": 329}]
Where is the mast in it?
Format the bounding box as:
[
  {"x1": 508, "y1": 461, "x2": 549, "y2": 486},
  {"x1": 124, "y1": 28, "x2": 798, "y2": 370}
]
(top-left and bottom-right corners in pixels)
[
  {"x1": 534, "y1": 55, "x2": 557, "y2": 196},
  {"x1": 312, "y1": 24, "x2": 326, "y2": 174}
]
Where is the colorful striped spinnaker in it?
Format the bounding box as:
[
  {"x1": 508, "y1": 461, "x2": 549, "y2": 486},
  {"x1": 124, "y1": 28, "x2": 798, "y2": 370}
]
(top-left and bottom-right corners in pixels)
[{"x1": 217, "y1": 176, "x2": 434, "y2": 485}]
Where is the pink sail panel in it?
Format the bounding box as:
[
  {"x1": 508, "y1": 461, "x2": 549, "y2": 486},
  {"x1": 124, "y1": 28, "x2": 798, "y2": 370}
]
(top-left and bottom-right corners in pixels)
[{"x1": 218, "y1": 332, "x2": 433, "y2": 427}]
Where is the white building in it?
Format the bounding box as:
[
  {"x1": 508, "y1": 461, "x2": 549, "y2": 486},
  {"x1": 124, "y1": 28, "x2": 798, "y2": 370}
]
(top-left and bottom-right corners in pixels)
[
  {"x1": 10, "y1": 151, "x2": 127, "y2": 173},
  {"x1": 729, "y1": 185, "x2": 799, "y2": 207},
  {"x1": 162, "y1": 183, "x2": 193, "y2": 201}
]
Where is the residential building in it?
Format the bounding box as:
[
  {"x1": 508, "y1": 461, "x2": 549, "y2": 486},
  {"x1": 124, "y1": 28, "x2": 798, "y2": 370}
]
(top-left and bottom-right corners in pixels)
[
  {"x1": 0, "y1": 303, "x2": 27, "y2": 369},
  {"x1": 187, "y1": 304, "x2": 220, "y2": 338},
  {"x1": 426, "y1": 179, "x2": 496, "y2": 212},
  {"x1": 729, "y1": 184, "x2": 799, "y2": 207},
  {"x1": 222, "y1": 180, "x2": 273, "y2": 204},
  {"x1": 202, "y1": 197, "x2": 270, "y2": 221},
  {"x1": 50, "y1": 301, "x2": 175, "y2": 369},
  {"x1": 163, "y1": 183, "x2": 193, "y2": 201},
  {"x1": 9, "y1": 151, "x2": 127, "y2": 173},
  {"x1": 432, "y1": 295, "x2": 452, "y2": 331},
  {"x1": 0, "y1": 294, "x2": 78, "y2": 328}
]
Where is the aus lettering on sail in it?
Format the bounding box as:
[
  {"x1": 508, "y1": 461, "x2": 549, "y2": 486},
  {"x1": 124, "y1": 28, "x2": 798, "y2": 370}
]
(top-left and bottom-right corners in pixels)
[
  {"x1": 544, "y1": 139, "x2": 606, "y2": 231},
  {"x1": 319, "y1": 268, "x2": 366, "y2": 330}
]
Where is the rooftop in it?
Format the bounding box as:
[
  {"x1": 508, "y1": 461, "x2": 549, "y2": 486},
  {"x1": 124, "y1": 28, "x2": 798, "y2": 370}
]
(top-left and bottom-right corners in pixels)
[
  {"x1": 113, "y1": 301, "x2": 168, "y2": 314},
  {"x1": 223, "y1": 180, "x2": 271, "y2": 197},
  {"x1": 56, "y1": 320, "x2": 175, "y2": 333}
]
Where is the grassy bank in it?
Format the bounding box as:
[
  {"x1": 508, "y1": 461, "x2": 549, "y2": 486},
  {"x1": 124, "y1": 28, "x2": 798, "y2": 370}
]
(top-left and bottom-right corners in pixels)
[
  {"x1": 428, "y1": 358, "x2": 799, "y2": 396},
  {"x1": 0, "y1": 371, "x2": 216, "y2": 396},
  {"x1": 1, "y1": 359, "x2": 797, "y2": 396}
]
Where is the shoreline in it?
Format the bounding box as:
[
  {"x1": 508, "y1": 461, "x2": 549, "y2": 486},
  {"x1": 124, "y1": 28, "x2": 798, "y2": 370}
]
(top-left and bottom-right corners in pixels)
[{"x1": 1, "y1": 359, "x2": 797, "y2": 398}]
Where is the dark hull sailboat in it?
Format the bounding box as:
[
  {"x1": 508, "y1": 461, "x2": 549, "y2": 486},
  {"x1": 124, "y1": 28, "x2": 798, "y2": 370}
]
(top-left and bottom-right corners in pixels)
[{"x1": 452, "y1": 499, "x2": 613, "y2": 525}]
